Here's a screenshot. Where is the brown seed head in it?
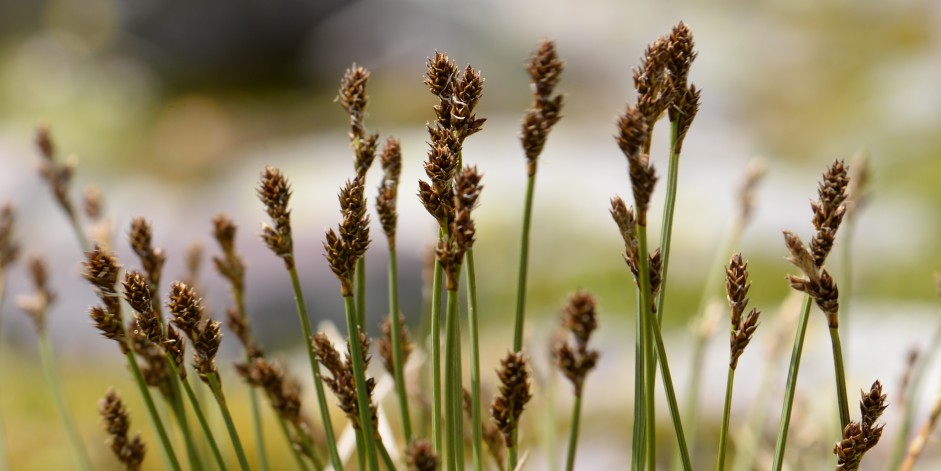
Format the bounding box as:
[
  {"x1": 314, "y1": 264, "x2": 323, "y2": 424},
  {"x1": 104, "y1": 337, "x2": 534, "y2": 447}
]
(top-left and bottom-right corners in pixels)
[
  {"x1": 449, "y1": 65, "x2": 487, "y2": 140},
  {"x1": 99, "y1": 388, "x2": 146, "y2": 471},
  {"x1": 165, "y1": 324, "x2": 187, "y2": 379},
  {"x1": 355, "y1": 132, "x2": 379, "y2": 178},
  {"x1": 257, "y1": 166, "x2": 294, "y2": 268},
  {"x1": 183, "y1": 243, "x2": 203, "y2": 288},
  {"x1": 553, "y1": 291, "x2": 600, "y2": 395},
  {"x1": 89, "y1": 305, "x2": 129, "y2": 353},
  {"x1": 83, "y1": 186, "x2": 104, "y2": 221},
  {"x1": 490, "y1": 351, "x2": 533, "y2": 446},
  {"x1": 648, "y1": 249, "x2": 663, "y2": 301},
  {"x1": 665, "y1": 22, "x2": 696, "y2": 86},
  {"x1": 166, "y1": 281, "x2": 203, "y2": 340},
  {"x1": 633, "y1": 37, "x2": 670, "y2": 126},
  {"x1": 338, "y1": 65, "x2": 370, "y2": 139},
  {"x1": 35, "y1": 125, "x2": 77, "y2": 219},
  {"x1": 123, "y1": 271, "x2": 154, "y2": 315},
  {"x1": 425, "y1": 52, "x2": 458, "y2": 128},
  {"x1": 845, "y1": 151, "x2": 871, "y2": 219},
  {"x1": 730, "y1": 308, "x2": 760, "y2": 369},
  {"x1": 860, "y1": 380, "x2": 888, "y2": 427},
  {"x1": 526, "y1": 39, "x2": 565, "y2": 100},
  {"x1": 725, "y1": 253, "x2": 750, "y2": 327},
  {"x1": 615, "y1": 106, "x2": 656, "y2": 221},
  {"x1": 810, "y1": 160, "x2": 850, "y2": 266},
  {"x1": 36, "y1": 124, "x2": 55, "y2": 161},
  {"x1": 193, "y1": 319, "x2": 222, "y2": 383},
  {"x1": 562, "y1": 290, "x2": 597, "y2": 348},
  {"x1": 520, "y1": 41, "x2": 565, "y2": 176},
  {"x1": 671, "y1": 84, "x2": 701, "y2": 154},
  {"x1": 0, "y1": 203, "x2": 19, "y2": 269},
  {"x1": 237, "y1": 358, "x2": 303, "y2": 425},
  {"x1": 783, "y1": 231, "x2": 819, "y2": 282},
  {"x1": 406, "y1": 439, "x2": 439, "y2": 471},
  {"x1": 83, "y1": 244, "x2": 122, "y2": 314},
  {"x1": 212, "y1": 214, "x2": 245, "y2": 293}
]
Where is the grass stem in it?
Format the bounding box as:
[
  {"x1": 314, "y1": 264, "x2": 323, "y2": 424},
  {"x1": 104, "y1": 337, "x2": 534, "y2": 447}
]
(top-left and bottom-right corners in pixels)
[
  {"x1": 771, "y1": 294, "x2": 814, "y2": 470},
  {"x1": 430, "y1": 259, "x2": 444, "y2": 453},
  {"x1": 444, "y1": 284, "x2": 465, "y2": 470},
  {"x1": 124, "y1": 350, "x2": 182, "y2": 471},
  {"x1": 167, "y1": 367, "x2": 203, "y2": 470},
  {"x1": 631, "y1": 296, "x2": 646, "y2": 471},
  {"x1": 0, "y1": 272, "x2": 9, "y2": 471},
  {"x1": 716, "y1": 367, "x2": 735, "y2": 471},
  {"x1": 828, "y1": 327, "x2": 851, "y2": 429},
  {"x1": 887, "y1": 322, "x2": 941, "y2": 470},
  {"x1": 564, "y1": 394, "x2": 583, "y2": 471},
  {"x1": 275, "y1": 416, "x2": 311, "y2": 471},
  {"x1": 635, "y1": 228, "x2": 656, "y2": 470},
  {"x1": 387, "y1": 247, "x2": 413, "y2": 442},
  {"x1": 206, "y1": 372, "x2": 251, "y2": 471},
  {"x1": 466, "y1": 250, "x2": 484, "y2": 471},
  {"x1": 286, "y1": 266, "x2": 343, "y2": 470},
  {"x1": 356, "y1": 258, "x2": 367, "y2": 331},
  {"x1": 342, "y1": 295, "x2": 380, "y2": 471},
  {"x1": 37, "y1": 332, "x2": 93, "y2": 471},
  {"x1": 654, "y1": 120, "x2": 682, "y2": 325},
  {"x1": 513, "y1": 174, "x2": 537, "y2": 352},
  {"x1": 234, "y1": 287, "x2": 270, "y2": 471},
  {"x1": 168, "y1": 356, "x2": 227, "y2": 471}
]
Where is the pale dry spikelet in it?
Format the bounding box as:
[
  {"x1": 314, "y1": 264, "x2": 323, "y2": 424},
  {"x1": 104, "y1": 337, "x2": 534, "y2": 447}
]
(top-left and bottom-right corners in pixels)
[
  {"x1": 376, "y1": 137, "x2": 403, "y2": 246},
  {"x1": 257, "y1": 166, "x2": 295, "y2": 269},
  {"x1": 490, "y1": 351, "x2": 533, "y2": 446},
  {"x1": 129, "y1": 217, "x2": 166, "y2": 294},
  {"x1": 552, "y1": 291, "x2": 600, "y2": 395},
  {"x1": 99, "y1": 389, "x2": 146, "y2": 471},
  {"x1": 83, "y1": 244, "x2": 122, "y2": 316},
  {"x1": 35, "y1": 124, "x2": 78, "y2": 220},
  {"x1": 521, "y1": 39, "x2": 565, "y2": 176}
]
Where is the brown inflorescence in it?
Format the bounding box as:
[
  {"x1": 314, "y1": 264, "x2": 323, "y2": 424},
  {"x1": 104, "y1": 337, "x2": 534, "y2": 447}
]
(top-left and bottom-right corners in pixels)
[
  {"x1": 311, "y1": 332, "x2": 378, "y2": 432},
  {"x1": 338, "y1": 65, "x2": 370, "y2": 140},
  {"x1": 615, "y1": 106, "x2": 656, "y2": 224},
  {"x1": 324, "y1": 177, "x2": 371, "y2": 297},
  {"x1": 257, "y1": 165, "x2": 295, "y2": 269},
  {"x1": 725, "y1": 253, "x2": 761, "y2": 369},
  {"x1": 0, "y1": 203, "x2": 18, "y2": 270},
  {"x1": 376, "y1": 312, "x2": 413, "y2": 377},
  {"x1": 376, "y1": 137, "x2": 402, "y2": 247},
  {"x1": 99, "y1": 389, "x2": 146, "y2": 471},
  {"x1": 406, "y1": 439, "x2": 439, "y2": 471},
  {"x1": 833, "y1": 381, "x2": 887, "y2": 470},
  {"x1": 435, "y1": 166, "x2": 483, "y2": 289},
  {"x1": 520, "y1": 39, "x2": 565, "y2": 176},
  {"x1": 810, "y1": 160, "x2": 850, "y2": 267},
  {"x1": 17, "y1": 255, "x2": 55, "y2": 332},
  {"x1": 35, "y1": 125, "x2": 78, "y2": 220},
  {"x1": 83, "y1": 245, "x2": 122, "y2": 316},
  {"x1": 490, "y1": 351, "x2": 533, "y2": 446},
  {"x1": 123, "y1": 271, "x2": 162, "y2": 345},
  {"x1": 237, "y1": 357, "x2": 303, "y2": 427},
  {"x1": 166, "y1": 281, "x2": 222, "y2": 384},
  {"x1": 128, "y1": 217, "x2": 166, "y2": 297},
  {"x1": 552, "y1": 291, "x2": 600, "y2": 396}
]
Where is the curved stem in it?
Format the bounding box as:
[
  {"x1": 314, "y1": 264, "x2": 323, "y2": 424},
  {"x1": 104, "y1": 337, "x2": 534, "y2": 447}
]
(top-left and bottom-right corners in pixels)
[
  {"x1": 513, "y1": 174, "x2": 537, "y2": 352},
  {"x1": 387, "y1": 247, "x2": 413, "y2": 442},
  {"x1": 377, "y1": 439, "x2": 396, "y2": 471},
  {"x1": 206, "y1": 373, "x2": 251, "y2": 471},
  {"x1": 829, "y1": 327, "x2": 850, "y2": 429},
  {"x1": 716, "y1": 367, "x2": 735, "y2": 471},
  {"x1": 169, "y1": 358, "x2": 227, "y2": 471},
  {"x1": 466, "y1": 250, "x2": 484, "y2": 471},
  {"x1": 342, "y1": 295, "x2": 380, "y2": 471},
  {"x1": 564, "y1": 393, "x2": 583, "y2": 471},
  {"x1": 67, "y1": 212, "x2": 91, "y2": 253},
  {"x1": 37, "y1": 332, "x2": 93, "y2": 471},
  {"x1": 287, "y1": 267, "x2": 343, "y2": 470},
  {"x1": 125, "y1": 350, "x2": 182, "y2": 471},
  {"x1": 430, "y1": 260, "x2": 444, "y2": 453},
  {"x1": 772, "y1": 295, "x2": 814, "y2": 470}
]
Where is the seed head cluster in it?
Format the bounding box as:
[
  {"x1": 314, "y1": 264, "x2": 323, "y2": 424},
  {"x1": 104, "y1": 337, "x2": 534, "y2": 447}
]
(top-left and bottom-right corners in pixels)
[
  {"x1": 376, "y1": 312, "x2": 413, "y2": 377},
  {"x1": 490, "y1": 351, "x2": 532, "y2": 446},
  {"x1": 257, "y1": 166, "x2": 295, "y2": 269},
  {"x1": 552, "y1": 291, "x2": 600, "y2": 395},
  {"x1": 376, "y1": 138, "x2": 403, "y2": 247},
  {"x1": 521, "y1": 40, "x2": 565, "y2": 176},
  {"x1": 324, "y1": 176, "x2": 371, "y2": 297},
  {"x1": 99, "y1": 389, "x2": 146, "y2": 471},
  {"x1": 312, "y1": 332, "x2": 378, "y2": 432},
  {"x1": 833, "y1": 381, "x2": 887, "y2": 470},
  {"x1": 725, "y1": 253, "x2": 760, "y2": 369},
  {"x1": 166, "y1": 281, "x2": 222, "y2": 384}
]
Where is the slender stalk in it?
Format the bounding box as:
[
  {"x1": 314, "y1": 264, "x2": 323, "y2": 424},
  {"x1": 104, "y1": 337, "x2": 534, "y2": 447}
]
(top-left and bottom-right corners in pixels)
[
  {"x1": 637, "y1": 228, "x2": 692, "y2": 470},
  {"x1": 508, "y1": 425, "x2": 519, "y2": 471},
  {"x1": 234, "y1": 287, "x2": 270, "y2": 471},
  {"x1": 466, "y1": 250, "x2": 484, "y2": 471},
  {"x1": 342, "y1": 295, "x2": 380, "y2": 471},
  {"x1": 290, "y1": 421, "x2": 323, "y2": 471},
  {"x1": 430, "y1": 260, "x2": 444, "y2": 453},
  {"x1": 631, "y1": 295, "x2": 646, "y2": 471},
  {"x1": 206, "y1": 372, "x2": 251, "y2": 471},
  {"x1": 654, "y1": 120, "x2": 682, "y2": 325},
  {"x1": 564, "y1": 394, "x2": 584, "y2": 471},
  {"x1": 169, "y1": 356, "x2": 227, "y2": 471},
  {"x1": 66, "y1": 212, "x2": 91, "y2": 253},
  {"x1": 888, "y1": 322, "x2": 941, "y2": 470},
  {"x1": 355, "y1": 428, "x2": 366, "y2": 471},
  {"x1": 275, "y1": 416, "x2": 311, "y2": 471},
  {"x1": 635, "y1": 228, "x2": 656, "y2": 470},
  {"x1": 716, "y1": 367, "x2": 735, "y2": 471},
  {"x1": 771, "y1": 295, "x2": 814, "y2": 470},
  {"x1": 387, "y1": 247, "x2": 413, "y2": 442},
  {"x1": 445, "y1": 285, "x2": 465, "y2": 470},
  {"x1": 167, "y1": 365, "x2": 203, "y2": 470},
  {"x1": 356, "y1": 258, "x2": 367, "y2": 331},
  {"x1": 287, "y1": 267, "x2": 343, "y2": 470},
  {"x1": 513, "y1": 174, "x2": 537, "y2": 351},
  {"x1": 125, "y1": 350, "x2": 182, "y2": 471},
  {"x1": 377, "y1": 439, "x2": 396, "y2": 471},
  {"x1": 0, "y1": 272, "x2": 9, "y2": 471},
  {"x1": 37, "y1": 332, "x2": 92, "y2": 471},
  {"x1": 828, "y1": 327, "x2": 850, "y2": 429}
]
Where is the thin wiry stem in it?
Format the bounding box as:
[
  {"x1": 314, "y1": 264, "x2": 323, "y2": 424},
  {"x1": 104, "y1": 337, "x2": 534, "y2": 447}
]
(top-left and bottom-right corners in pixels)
[
  {"x1": 388, "y1": 247, "x2": 413, "y2": 442},
  {"x1": 377, "y1": 439, "x2": 396, "y2": 471},
  {"x1": 275, "y1": 415, "x2": 311, "y2": 471},
  {"x1": 829, "y1": 327, "x2": 851, "y2": 429},
  {"x1": 167, "y1": 364, "x2": 203, "y2": 470},
  {"x1": 342, "y1": 295, "x2": 380, "y2": 471},
  {"x1": 445, "y1": 284, "x2": 465, "y2": 470},
  {"x1": 66, "y1": 212, "x2": 91, "y2": 253},
  {"x1": 635, "y1": 228, "x2": 656, "y2": 470},
  {"x1": 287, "y1": 267, "x2": 343, "y2": 470},
  {"x1": 355, "y1": 428, "x2": 366, "y2": 471},
  {"x1": 168, "y1": 357, "x2": 227, "y2": 470},
  {"x1": 564, "y1": 394, "x2": 584, "y2": 471},
  {"x1": 513, "y1": 174, "x2": 537, "y2": 351},
  {"x1": 206, "y1": 372, "x2": 251, "y2": 471},
  {"x1": 631, "y1": 295, "x2": 646, "y2": 471},
  {"x1": 888, "y1": 323, "x2": 941, "y2": 470},
  {"x1": 0, "y1": 271, "x2": 9, "y2": 471},
  {"x1": 125, "y1": 350, "x2": 182, "y2": 471},
  {"x1": 466, "y1": 250, "x2": 484, "y2": 471},
  {"x1": 772, "y1": 294, "x2": 814, "y2": 470},
  {"x1": 356, "y1": 258, "x2": 367, "y2": 331},
  {"x1": 234, "y1": 287, "x2": 270, "y2": 471},
  {"x1": 654, "y1": 120, "x2": 682, "y2": 325},
  {"x1": 716, "y1": 367, "x2": 735, "y2": 471},
  {"x1": 37, "y1": 332, "x2": 93, "y2": 471},
  {"x1": 430, "y1": 258, "x2": 444, "y2": 453}
]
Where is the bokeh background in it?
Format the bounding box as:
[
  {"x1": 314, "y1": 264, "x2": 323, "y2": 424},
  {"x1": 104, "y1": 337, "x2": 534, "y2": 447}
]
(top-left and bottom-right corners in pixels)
[{"x1": 0, "y1": 0, "x2": 940, "y2": 469}]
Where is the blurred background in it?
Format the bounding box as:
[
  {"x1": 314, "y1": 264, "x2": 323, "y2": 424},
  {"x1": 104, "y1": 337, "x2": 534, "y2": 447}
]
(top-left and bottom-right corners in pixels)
[{"x1": 0, "y1": 0, "x2": 940, "y2": 469}]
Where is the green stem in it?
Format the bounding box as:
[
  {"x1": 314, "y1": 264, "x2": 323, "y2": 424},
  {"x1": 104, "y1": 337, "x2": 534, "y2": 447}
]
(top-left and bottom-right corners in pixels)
[
  {"x1": 564, "y1": 393, "x2": 584, "y2": 471},
  {"x1": 0, "y1": 271, "x2": 10, "y2": 471},
  {"x1": 771, "y1": 294, "x2": 814, "y2": 471},
  {"x1": 828, "y1": 327, "x2": 850, "y2": 430},
  {"x1": 445, "y1": 285, "x2": 465, "y2": 470},
  {"x1": 430, "y1": 260, "x2": 444, "y2": 453},
  {"x1": 169, "y1": 357, "x2": 227, "y2": 471},
  {"x1": 377, "y1": 439, "x2": 396, "y2": 471},
  {"x1": 655, "y1": 120, "x2": 682, "y2": 325},
  {"x1": 342, "y1": 295, "x2": 380, "y2": 471},
  {"x1": 125, "y1": 350, "x2": 182, "y2": 471},
  {"x1": 508, "y1": 425, "x2": 518, "y2": 471},
  {"x1": 387, "y1": 247, "x2": 413, "y2": 442},
  {"x1": 716, "y1": 367, "x2": 735, "y2": 471},
  {"x1": 37, "y1": 332, "x2": 92, "y2": 471},
  {"x1": 356, "y1": 258, "x2": 367, "y2": 331},
  {"x1": 635, "y1": 228, "x2": 656, "y2": 471},
  {"x1": 206, "y1": 373, "x2": 251, "y2": 471},
  {"x1": 275, "y1": 416, "x2": 311, "y2": 471},
  {"x1": 168, "y1": 367, "x2": 203, "y2": 470},
  {"x1": 355, "y1": 429, "x2": 366, "y2": 471},
  {"x1": 513, "y1": 174, "x2": 537, "y2": 352},
  {"x1": 638, "y1": 228, "x2": 692, "y2": 470},
  {"x1": 631, "y1": 295, "x2": 646, "y2": 471},
  {"x1": 466, "y1": 250, "x2": 484, "y2": 471},
  {"x1": 287, "y1": 267, "x2": 343, "y2": 470},
  {"x1": 234, "y1": 288, "x2": 269, "y2": 471}
]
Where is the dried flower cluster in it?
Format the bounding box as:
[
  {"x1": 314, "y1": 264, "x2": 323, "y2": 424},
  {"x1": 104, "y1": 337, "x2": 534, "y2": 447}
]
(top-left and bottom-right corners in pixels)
[
  {"x1": 406, "y1": 439, "x2": 439, "y2": 471},
  {"x1": 0, "y1": 204, "x2": 19, "y2": 270},
  {"x1": 323, "y1": 177, "x2": 371, "y2": 297},
  {"x1": 99, "y1": 389, "x2": 146, "y2": 471},
  {"x1": 609, "y1": 197, "x2": 662, "y2": 295},
  {"x1": 376, "y1": 138, "x2": 403, "y2": 247},
  {"x1": 435, "y1": 166, "x2": 483, "y2": 289},
  {"x1": 521, "y1": 40, "x2": 564, "y2": 176},
  {"x1": 35, "y1": 125, "x2": 78, "y2": 220},
  {"x1": 552, "y1": 291, "x2": 600, "y2": 395},
  {"x1": 490, "y1": 351, "x2": 532, "y2": 446},
  {"x1": 167, "y1": 281, "x2": 223, "y2": 384},
  {"x1": 338, "y1": 65, "x2": 379, "y2": 177},
  {"x1": 312, "y1": 332, "x2": 378, "y2": 431},
  {"x1": 833, "y1": 381, "x2": 887, "y2": 470},
  {"x1": 725, "y1": 253, "x2": 760, "y2": 369},
  {"x1": 257, "y1": 166, "x2": 295, "y2": 269},
  {"x1": 128, "y1": 217, "x2": 166, "y2": 303},
  {"x1": 237, "y1": 358, "x2": 304, "y2": 431}
]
